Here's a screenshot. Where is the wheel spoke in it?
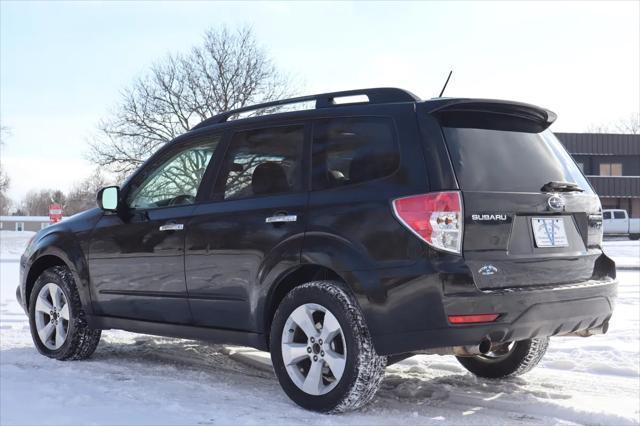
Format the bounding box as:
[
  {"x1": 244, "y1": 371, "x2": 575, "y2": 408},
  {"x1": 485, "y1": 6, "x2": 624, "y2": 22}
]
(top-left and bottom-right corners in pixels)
[
  {"x1": 281, "y1": 342, "x2": 309, "y2": 366},
  {"x1": 319, "y1": 311, "x2": 341, "y2": 342},
  {"x1": 38, "y1": 322, "x2": 55, "y2": 344},
  {"x1": 59, "y1": 303, "x2": 70, "y2": 320},
  {"x1": 290, "y1": 306, "x2": 318, "y2": 338},
  {"x1": 302, "y1": 360, "x2": 324, "y2": 395},
  {"x1": 323, "y1": 349, "x2": 346, "y2": 380},
  {"x1": 50, "y1": 285, "x2": 63, "y2": 310},
  {"x1": 55, "y1": 321, "x2": 67, "y2": 347},
  {"x1": 35, "y1": 295, "x2": 53, "y2": 313}
]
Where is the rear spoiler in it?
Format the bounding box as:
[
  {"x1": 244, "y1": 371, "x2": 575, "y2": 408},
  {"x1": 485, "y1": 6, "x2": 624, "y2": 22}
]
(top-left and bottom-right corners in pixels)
[{"x1": 424, "y1": 98, "x2": 557, "y2": 133}]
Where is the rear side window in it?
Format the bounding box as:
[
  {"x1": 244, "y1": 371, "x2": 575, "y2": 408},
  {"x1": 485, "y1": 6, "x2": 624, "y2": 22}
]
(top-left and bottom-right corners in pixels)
[
  {"x1": 613, "y1": 211, "x2": 626, "y2": 219},
  {"x1": 312, "y1": 117, "x2": 398, "y2": 190},
  {"x1": 443, "y1": 128, "x2": 593, "y2": 194},
  {"x1": 221, "y1": 125, "x2": 304, "y2": 200}
]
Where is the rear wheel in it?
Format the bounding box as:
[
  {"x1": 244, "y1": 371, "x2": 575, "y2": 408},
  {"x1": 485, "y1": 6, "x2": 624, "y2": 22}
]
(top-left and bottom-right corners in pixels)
[
  {"x1": 456, "y1": 338, "x2": 549, "y2": 379},
  {"x1": 270, "y1": 281, "x2": 386, "y2": 413},
  {"x1": 28, "y1": 266, "x2": 102, "y2": 360}
]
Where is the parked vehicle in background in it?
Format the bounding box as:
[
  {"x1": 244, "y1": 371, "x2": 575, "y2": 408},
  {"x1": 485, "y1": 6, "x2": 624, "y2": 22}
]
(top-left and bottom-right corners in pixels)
[
  {"x1": 17, "y1": 88, "x2": 617, "y2": 413},
  {"x1": 603, "y1": 209, "x2": 640, "y2": 240}
]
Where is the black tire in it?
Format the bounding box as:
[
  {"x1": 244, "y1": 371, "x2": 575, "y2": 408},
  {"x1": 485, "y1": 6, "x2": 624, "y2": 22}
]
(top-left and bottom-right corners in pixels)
[
  {"x1": 270, "y1": 281, "x2": 387, "y2": 413},
  {"x1": 456, "y1": 337, "x2": 549, "y2": 379},
  {"x1": 629, "y1": 234, "x2": 640, "y2": 241},
  {"x1": 28, "y1": 266, "x2": 102, "y2": 360}
]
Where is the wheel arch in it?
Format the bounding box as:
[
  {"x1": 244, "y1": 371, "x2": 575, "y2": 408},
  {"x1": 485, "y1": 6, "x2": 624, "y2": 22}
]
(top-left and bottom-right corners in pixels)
[
  {"x1": 23, "y1": 233, "x2": 93, "y2": 315},
  {"x1": 261, "y1": 264, "x2": 345, "y2": 350},
  {"x1": 25, "y1": 255, "x2": 68, "y2": 311}
]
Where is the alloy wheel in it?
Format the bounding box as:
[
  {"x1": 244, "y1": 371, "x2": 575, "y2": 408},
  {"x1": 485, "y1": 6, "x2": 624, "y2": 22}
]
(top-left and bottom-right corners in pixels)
[
  {"x1": 34, "y1": 283, "x2": 70, "y2": 350},
  {"x1": 281, "y1": 303, "x2": 347, "y2": 396}
]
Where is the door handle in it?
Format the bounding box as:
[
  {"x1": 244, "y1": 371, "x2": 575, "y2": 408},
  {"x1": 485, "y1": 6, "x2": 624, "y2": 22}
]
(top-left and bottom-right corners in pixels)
[
  {"x1": 159, "y1": 223, "x2": 184, "y2": 231},
  {"x1": 265, "y1": 214, "x2": 297, "y2": 224}
]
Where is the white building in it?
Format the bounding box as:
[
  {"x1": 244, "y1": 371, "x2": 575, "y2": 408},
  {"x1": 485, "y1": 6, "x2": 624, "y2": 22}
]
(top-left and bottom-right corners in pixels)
[{"x1": 0, "y1": 216, "x2": 55, "y2": 232}]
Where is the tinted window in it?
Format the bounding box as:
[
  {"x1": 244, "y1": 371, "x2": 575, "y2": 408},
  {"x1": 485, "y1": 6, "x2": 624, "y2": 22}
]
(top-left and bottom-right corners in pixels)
[
  {"x1": 613, "y1": 211, "x2": 626, "y2": 219},
  {"x1": 312, "y1": 117, "x2": 398, "y2": 190},
  {"x1": 603, "y1": 211, "x2": 611, "y2": 219},
  {"x1": 443, "y1": 128, "x2": 593, "y2": 193},
  {"x1": 129, "y1": 137, "x2": 220, "y2": 209},
  {"x1": 221, "y1": 125, "x2": 303, "y2": 200}
]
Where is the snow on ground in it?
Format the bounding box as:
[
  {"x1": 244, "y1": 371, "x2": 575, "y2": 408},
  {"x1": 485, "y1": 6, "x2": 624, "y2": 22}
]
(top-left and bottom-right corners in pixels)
[
  {"x1": 1, "y1": 231, "x2": 638, "y2": 425},
  {"x1": 604, "y1": 238, "x2": 640, "y2": 269}
]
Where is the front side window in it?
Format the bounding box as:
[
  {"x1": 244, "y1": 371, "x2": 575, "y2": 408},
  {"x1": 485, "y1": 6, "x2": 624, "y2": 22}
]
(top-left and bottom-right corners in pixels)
[
  {"x1": 129, "y1": 137, "x2": 220, "y2": 209},
  {"x1": 603, "y1": 211, "x2": 612, "y2": 219},
  {"x1": 312, "y1": 117, "x2": 398, "y2": 190},
  {"x1": 221, "y1": 125, "x2": 303, "y2": 200}
]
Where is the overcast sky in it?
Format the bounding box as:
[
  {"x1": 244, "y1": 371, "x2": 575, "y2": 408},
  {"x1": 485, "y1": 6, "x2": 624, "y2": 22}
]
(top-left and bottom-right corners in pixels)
[{"x1": 1, "y1": 1, "x2": 638, "y2": 202}]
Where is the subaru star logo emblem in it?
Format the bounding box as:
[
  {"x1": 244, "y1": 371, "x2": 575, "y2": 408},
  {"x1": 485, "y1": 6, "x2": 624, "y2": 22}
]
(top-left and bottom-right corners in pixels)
[{"x1": 548, "y1": 194, "x2": 565, "y2": 211}]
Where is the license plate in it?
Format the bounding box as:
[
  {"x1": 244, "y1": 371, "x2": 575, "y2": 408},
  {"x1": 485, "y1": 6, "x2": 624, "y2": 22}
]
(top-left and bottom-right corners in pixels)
[{"x1": 531, "y1": 217, "x2": 569, "y2": 247}]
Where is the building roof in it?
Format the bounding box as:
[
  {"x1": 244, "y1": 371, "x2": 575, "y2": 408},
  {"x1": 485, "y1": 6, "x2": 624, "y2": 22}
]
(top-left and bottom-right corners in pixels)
[
  {"x1": 556, "y1": 133, "x2": 640, "y2": 155},
  {"x1": 0, "y1": 216, "x2": 57, "y2": 222}
]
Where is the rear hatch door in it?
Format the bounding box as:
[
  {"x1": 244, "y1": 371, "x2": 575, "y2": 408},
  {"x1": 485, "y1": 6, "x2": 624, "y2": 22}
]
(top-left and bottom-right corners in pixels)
[{"x1": 436, "y1": 103, "x2": 603, "y2": 290}]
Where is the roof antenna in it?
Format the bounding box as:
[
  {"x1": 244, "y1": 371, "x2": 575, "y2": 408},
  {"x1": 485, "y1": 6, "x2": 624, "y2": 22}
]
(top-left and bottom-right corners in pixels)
[{"x1": 438, "y1": 70, "x2": 453, "y2": 98}]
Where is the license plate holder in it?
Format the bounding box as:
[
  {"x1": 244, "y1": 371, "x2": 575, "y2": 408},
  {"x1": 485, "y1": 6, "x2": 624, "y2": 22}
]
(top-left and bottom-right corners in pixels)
[{"x1": 531, "y1": 217, "x2": 569, "y2": 248}]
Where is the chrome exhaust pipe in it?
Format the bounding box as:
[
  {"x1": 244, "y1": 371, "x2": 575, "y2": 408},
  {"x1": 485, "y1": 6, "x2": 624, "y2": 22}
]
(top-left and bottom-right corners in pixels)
[
  {"x1": 563, "y1": 321, "x2": 609, "y2": 337},
  {"x1": 420, "y1": 338, "x2": 492, "y2": 357}
]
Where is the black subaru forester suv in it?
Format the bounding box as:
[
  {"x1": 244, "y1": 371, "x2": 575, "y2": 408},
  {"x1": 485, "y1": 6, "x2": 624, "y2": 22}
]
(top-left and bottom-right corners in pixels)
[{"x1": 18, "y1": 88, "x2": 616, "y2": 412}]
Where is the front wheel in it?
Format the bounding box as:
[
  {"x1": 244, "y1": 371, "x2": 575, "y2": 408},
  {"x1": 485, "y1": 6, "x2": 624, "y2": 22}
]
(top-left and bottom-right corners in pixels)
[
  {"x1": 28, "y1": 266, "x2": 102, "y2": 360},
  {"x1": 456, "y1": 337, "x2": 549, "y2": 379},
  {"x1": 270, "y1": 281, "x2": 386, "y2": 413}
]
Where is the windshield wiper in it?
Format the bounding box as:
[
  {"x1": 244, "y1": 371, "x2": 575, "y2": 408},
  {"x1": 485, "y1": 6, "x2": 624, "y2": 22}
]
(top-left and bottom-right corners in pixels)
[{"x1": 540, "y1": 181, "x2": 584, "y2": 193}]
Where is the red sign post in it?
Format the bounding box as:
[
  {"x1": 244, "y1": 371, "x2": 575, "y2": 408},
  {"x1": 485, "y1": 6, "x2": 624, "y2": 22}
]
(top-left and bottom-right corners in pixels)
[{"x1": 49, "y1": 203, "x2": 63, "y2": 224}]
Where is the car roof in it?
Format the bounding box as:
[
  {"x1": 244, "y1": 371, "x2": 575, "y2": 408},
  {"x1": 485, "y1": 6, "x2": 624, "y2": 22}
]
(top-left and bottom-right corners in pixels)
[{"x1": 186, "y1": 87, "x2": 556, "y2": 135}]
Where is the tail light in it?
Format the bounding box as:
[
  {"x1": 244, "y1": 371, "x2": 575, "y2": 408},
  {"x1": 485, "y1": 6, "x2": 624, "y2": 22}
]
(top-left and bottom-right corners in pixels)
[{"x1": 392, "y1": 191, "x2": 463, "y2": 254}]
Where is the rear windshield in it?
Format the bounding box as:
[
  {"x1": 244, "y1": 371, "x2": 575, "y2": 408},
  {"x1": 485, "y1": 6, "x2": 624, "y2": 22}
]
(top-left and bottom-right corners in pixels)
[{"x1": 443, "y1": 128, "x2": 593, "y2": 193}]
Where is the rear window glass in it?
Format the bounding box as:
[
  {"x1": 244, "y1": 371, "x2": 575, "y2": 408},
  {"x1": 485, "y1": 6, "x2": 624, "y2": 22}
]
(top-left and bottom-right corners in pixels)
[
  {"x1": 613, "y1": 211, "x2": 626, "y2": 219},
  {"x1": 312, "y1": 117, "x2": 398, "y2": 190},
  {"x1": 443, "y1": 128, "x2": 593, "y2": 193}
]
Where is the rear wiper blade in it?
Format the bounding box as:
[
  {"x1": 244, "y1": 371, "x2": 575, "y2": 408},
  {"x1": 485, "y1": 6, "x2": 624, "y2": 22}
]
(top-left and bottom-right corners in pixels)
[{"x1": 540, "y1": 181, "x2": 584, "y2": 193}]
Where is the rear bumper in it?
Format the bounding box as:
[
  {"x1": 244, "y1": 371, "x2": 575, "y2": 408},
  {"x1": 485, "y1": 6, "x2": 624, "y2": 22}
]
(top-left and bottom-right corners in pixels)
[{"x1": 371, "y1": 276, "x2": 617, "y2": 356}]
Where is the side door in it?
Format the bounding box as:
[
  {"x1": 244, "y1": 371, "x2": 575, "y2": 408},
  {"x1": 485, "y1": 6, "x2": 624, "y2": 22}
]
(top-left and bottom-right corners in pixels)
[
  {"x1": 612, "y1": 210, "x2": 629, "y2": 233},
  {"x1": 88, "y1": 134, "x2": 222, "y2": 324},
  {"x1": 185, "y1": 123, "x2": 308, "y2": 331}
]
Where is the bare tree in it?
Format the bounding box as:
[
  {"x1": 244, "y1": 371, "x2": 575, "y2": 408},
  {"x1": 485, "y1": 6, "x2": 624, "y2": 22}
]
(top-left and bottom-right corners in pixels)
[
  {"x1": 587, "y1": 113, "x2": 640, "y2": 134},
  {"x1": 0, "y1": 126, "x2": 12, "y2": 215},
  {"x1": 22, "y1": 189, "x2": 66, "y2": 216},
  {"x1": 65, "y1": 169, "x2": 111, "y2": 215},
  {"x1": 89, "y1": 26, "x2": 293, "y2": 177},
  {"x1": 613, "y1": 113, "x2": 640, "y2": 134}
]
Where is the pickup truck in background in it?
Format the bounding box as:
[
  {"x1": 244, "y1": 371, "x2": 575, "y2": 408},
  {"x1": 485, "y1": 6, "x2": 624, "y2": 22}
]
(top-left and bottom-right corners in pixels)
[{"x1": 603, "y1": 209, "x2": 640, "y2": 240}]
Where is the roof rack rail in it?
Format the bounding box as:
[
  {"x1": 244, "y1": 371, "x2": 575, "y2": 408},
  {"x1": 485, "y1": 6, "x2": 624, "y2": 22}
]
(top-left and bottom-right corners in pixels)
[{"x1": 192, "y1": 87, "x2": 420, "y2": 130}]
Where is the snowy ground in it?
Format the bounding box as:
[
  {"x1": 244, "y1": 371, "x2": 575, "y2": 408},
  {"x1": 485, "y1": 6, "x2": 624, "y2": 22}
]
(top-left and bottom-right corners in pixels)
[{"x1": 1, "y1": 231, "x2": 638, "y2": 425}]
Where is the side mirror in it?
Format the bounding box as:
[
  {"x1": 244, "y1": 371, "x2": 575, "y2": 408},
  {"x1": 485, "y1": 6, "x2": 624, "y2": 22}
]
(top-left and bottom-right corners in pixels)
[{"x1": 97, "y1": 186, "x2": 120, "y2": 211}]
